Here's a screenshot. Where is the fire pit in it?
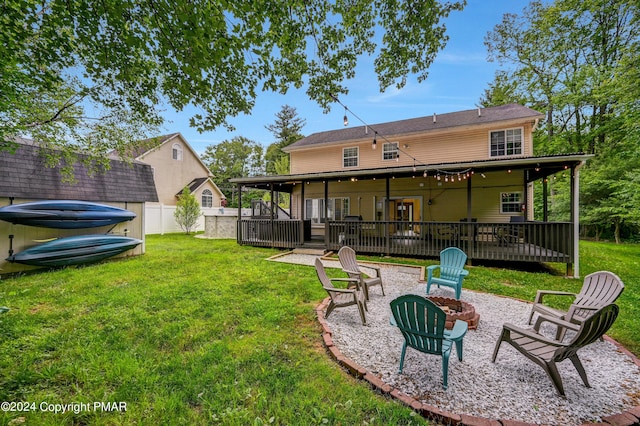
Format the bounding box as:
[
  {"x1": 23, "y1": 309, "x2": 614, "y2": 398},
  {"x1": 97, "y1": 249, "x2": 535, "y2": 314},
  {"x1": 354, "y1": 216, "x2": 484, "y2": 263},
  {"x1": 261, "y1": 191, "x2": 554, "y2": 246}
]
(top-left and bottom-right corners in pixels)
[{"x1": 427, "y1": 296, "x2": 479, "y2": 330}]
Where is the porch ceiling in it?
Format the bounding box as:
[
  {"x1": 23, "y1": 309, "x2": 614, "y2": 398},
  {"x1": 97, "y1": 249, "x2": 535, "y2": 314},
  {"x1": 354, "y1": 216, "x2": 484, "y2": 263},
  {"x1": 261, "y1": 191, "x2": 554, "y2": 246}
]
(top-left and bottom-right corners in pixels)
[{"x1": 230, "y1": 153, "x2": 593, "y2": 192}]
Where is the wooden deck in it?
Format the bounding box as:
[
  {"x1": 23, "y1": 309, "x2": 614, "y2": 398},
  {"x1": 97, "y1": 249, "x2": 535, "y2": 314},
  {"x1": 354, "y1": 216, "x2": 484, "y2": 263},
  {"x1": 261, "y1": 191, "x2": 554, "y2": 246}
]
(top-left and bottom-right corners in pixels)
[{"x1": 237, "y1": 219, "x2": 573, "y2": 265}]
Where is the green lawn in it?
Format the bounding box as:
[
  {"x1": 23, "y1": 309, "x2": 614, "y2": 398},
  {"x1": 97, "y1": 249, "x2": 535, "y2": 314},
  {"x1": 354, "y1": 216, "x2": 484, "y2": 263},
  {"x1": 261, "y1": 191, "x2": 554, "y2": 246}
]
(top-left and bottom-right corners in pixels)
[{"x1": 0, "y1": 236, "x2": 637, "y2": 425}]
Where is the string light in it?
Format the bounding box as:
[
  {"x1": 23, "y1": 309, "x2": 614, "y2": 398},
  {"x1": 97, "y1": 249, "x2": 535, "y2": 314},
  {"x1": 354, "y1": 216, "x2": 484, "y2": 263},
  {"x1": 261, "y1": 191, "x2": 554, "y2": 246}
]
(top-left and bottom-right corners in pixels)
[
  {"x1": 372, "y1": 132, "x2": 377, "y2": 150},
  {"x1": 343, "y1": 106, "x2": 349, "y2": 126}
]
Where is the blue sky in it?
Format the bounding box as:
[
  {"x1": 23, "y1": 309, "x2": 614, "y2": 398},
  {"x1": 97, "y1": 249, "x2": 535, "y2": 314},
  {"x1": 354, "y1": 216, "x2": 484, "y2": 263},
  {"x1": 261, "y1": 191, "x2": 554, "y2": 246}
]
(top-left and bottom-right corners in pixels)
[{"x1": 163, "y1": 0, "x2": 533, "y2": 155}]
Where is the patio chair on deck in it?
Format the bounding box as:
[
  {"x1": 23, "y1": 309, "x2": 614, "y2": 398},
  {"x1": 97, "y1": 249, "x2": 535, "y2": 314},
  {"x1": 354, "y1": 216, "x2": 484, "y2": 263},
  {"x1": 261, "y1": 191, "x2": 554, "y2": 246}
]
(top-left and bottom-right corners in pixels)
[
  {"x1": 426, "y1": 247, "x2": 469, "y2": 300},
  {"x1": 527, "y1": 271, "x2": 624, "y2": 341},
  {"x1": 492, "y1": 303, "x2": 619, "y2": 397},
  {"x1": 390, "y1": 294, "x2": 468, "y2": 390},
  {"x1": 338, "y1": 246, "x2": 385, "y2": 301},
  {"x1": 314, "y1": 258, "x2": 367, "y2": 325}
]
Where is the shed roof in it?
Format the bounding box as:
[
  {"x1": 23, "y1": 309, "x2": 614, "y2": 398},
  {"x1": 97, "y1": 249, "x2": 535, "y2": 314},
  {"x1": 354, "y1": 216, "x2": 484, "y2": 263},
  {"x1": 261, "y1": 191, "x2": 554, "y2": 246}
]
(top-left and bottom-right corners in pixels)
[
  {"x1": 0, "y1": 142, "x2": 158, "y2": 202},
  {"x1": 285, "y1": 103, "x2": 544, "y2": 151}
]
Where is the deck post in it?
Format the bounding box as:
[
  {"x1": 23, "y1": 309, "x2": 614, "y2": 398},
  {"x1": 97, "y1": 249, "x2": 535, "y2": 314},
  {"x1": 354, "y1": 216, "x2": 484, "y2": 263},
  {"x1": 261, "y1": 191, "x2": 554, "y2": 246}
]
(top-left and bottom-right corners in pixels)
[
  {"x1": 237, "y1": 184, "x2": 242, "y2": 243},
  {"x1": 300, "y1": 180, "x2": 305, "y2": 244},
  {"x1": 324, "y1": 180, "x2": 329, "y2": 247},
  {"x1": 385, "y1": 177, "x2": 390, "y2": 255},
  {"x1": 571, "y1": 165, "x2": 580, "y2": 278},
  {"x1": 270, "y1": 183, "x2": 275, "y2": 248}
]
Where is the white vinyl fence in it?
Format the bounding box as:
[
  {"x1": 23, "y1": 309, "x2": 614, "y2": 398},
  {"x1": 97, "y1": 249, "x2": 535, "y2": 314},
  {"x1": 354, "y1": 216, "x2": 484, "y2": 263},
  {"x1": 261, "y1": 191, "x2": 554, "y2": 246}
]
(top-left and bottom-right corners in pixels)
[{"x1": 144, "y1": 204, "x2": 250, "y2": 235}]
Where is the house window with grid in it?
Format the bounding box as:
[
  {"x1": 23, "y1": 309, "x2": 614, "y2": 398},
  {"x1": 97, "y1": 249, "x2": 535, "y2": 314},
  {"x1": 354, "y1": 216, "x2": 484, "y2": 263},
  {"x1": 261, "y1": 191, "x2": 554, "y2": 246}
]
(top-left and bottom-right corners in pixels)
[
  {"x1": 172, "y1": 143, "x2": 183, "y2": 161},
  {"x1": 201, "y1": 189, "x2": 213, "y2": 208},
  {"x1": 383, "y1": 142, "x2": 399, "y2": 161},
  {"x1": 305, "y1": 198, "x2": 350, "y2": 224},
  {"x1": 500, "y1": 192, "x2": 522, "y2": 213},
  {"x1": 490, "y1": 128, "x2": 523, "y2": 157},
  {"x1": 343, "y1": 147, "x2": 358, "y2": 168}
]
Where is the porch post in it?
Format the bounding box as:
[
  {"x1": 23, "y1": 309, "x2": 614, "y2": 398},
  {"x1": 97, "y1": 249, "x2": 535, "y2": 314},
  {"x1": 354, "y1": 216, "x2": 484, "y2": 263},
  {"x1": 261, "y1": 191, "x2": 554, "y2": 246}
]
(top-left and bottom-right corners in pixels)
[
  {"x1": 270, "y1": 183, "x2": 275, "y2": 248},
  {"x1": 324, "y1": 180, "x2": 329, "y2": 247},
  {"x1": 571, "y1": 165, "x2": 580, "y2": 278},
  {"x1": 543, "y1": 178, "x2": 549, "y2": 221},
  {"x1": 466, "y1": 176, "x2": 472, "y2": 220},
  {"x1": 300, "y1": 181, "x2": 305, "y2": 244},
  {"x1": 237, "y1": 184, "x2": 242, "y2": 243},
  {"x1": 385, "y1": 176, "x2": 390, "y2": 255}
]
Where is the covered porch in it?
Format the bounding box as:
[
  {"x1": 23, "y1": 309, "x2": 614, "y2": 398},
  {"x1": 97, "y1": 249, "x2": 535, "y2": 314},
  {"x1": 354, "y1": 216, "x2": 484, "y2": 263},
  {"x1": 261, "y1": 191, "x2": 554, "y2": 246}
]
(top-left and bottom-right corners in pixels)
[{"x1": 231, "y1": 154, "x2": 590, "y2": 276}]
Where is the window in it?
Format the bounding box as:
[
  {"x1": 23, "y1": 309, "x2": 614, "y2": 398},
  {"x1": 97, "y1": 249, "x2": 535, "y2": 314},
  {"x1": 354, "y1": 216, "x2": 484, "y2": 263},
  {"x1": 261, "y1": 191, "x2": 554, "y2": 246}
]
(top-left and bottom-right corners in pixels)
[
  {"x1": 500, "y1": 192, "x2": 522, "y2": 213},
  {"x1": 202, "y1": 189, "x2": 213, "y2": 208},
  {"x1": 382, "y1": 142, "x2": 399, "y2": 161},
  {"x1": 305, "y1": 198, "x2": 350, "y2": 224},
  {"x1": 343, "y1": 147, "x2": 358, "y2": 168},
  {"x1": 490, "y1": 128, "x2": 522, "y2": 157},
  {"x1": 172, "y1": 143, "x2": 183, "y2": 161}
]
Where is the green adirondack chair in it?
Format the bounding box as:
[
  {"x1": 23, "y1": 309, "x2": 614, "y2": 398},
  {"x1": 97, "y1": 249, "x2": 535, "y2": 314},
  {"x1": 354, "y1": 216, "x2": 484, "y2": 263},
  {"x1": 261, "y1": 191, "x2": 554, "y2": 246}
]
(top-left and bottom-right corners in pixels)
[
  {"x1": 426, "y1": 247, "x2": 469, "y2": 300},
  {"x1": 390, "y1": 294, "x2": 468, "y2": 390}
]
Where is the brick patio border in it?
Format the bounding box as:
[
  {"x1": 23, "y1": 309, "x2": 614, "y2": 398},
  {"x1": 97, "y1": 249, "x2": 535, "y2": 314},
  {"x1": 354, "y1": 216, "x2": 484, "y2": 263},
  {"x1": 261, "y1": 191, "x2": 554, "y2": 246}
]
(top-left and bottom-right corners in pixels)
[{"x1": 316, "y1": 297, "x2": 640, "y2": 426}]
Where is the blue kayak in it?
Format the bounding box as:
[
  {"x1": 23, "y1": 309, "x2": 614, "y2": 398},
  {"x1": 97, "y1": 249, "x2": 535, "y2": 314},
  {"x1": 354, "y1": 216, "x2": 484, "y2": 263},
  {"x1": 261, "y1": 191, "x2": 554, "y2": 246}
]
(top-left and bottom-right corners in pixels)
[
  {"x1": 0, "y1": 200, "x2": 136, "y2": 229},
  {"x1": 6, "y1": 235, "x2": 142, "y2": 267}
]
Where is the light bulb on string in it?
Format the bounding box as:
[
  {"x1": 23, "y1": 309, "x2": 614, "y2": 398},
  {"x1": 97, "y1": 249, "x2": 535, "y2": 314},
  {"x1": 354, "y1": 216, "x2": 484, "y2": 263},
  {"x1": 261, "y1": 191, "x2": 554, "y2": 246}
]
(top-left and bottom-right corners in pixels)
[
  {"x1": 372, "y1": 133, "x2": 377, "y2": 150},
  {"x1": 343, "y1": 107, "x2": 348, "y2": 126}
]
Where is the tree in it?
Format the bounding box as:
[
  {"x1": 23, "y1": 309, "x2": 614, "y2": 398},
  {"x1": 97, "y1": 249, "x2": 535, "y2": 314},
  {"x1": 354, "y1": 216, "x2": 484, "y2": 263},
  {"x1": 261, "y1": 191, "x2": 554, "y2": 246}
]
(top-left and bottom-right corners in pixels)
[
  {"x1": 264, "y1": 105, "x2": 306, "y2": 175},
  {"x1": 484, "y1": 0, "x2": 640, "y2": 242},
  {"x1": 2, "y1": 0, "x2": 466, "y2": 168},
  {"x1": 174, "y1": 187, "x2": 202, "y2": 234},
  {"x1": 201, "y1": 136, "x2": 264, "y2": 206}
]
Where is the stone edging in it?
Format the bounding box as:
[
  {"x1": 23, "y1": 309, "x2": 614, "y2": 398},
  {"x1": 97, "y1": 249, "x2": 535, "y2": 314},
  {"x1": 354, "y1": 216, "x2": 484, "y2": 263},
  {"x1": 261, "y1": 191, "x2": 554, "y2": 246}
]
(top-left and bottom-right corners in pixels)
[{"x1": 316, "y1": 297, "x2": 640, "y2": 426}]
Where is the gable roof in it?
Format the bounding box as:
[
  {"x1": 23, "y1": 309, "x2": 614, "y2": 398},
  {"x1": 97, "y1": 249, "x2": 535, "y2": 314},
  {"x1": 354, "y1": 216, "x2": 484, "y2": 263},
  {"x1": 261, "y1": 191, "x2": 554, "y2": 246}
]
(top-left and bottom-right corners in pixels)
[
  {"x1": 285, "y1": 103, "x2": 544, "y2": 151},
  {"x1": 176, "y1": 177, "x2": 226, "y2": 199},
  {"x1": 113, "y1": 132, "x2": 213, "y2": 177},
  {"x1": 0, "y1": 142, "x2": 158, "y2": 202}
]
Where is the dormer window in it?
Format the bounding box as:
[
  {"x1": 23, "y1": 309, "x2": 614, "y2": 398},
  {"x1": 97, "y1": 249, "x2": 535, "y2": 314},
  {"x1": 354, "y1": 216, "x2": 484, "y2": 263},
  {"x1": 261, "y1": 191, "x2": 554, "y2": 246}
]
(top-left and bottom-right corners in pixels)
[
  {"x1": 172, "y1": 143, "x2": 183, "y2": 161},
  {"x1": 490, "y1": 128, "x2": 523, "y2": 157}
]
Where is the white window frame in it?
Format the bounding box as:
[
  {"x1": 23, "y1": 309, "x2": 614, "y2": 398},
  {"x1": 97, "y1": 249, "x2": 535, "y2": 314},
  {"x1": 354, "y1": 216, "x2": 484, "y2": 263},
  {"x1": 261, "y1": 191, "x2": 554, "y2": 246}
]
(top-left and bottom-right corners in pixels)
[
  {"x1": 382, "y1": 142, "x2": 399, "y2": 161},
  {"x1": 305, "y1": 198, "x2": 350, "y2": 224},
  {"x1": 342, "y1": 147, "x2": 358, "y2": 168},
  {"x1": 500, "y1": 192, "x2": 523, "y2": 214},
  {"x1": 489, "y1": 127, "x2": 523, "y2": 157},
  {"x1": 172, "y1": 143, "x2": 183, "y2": 161},
  {"x1": 202, "y1": 189, "x2": 213, "y2": 208}
]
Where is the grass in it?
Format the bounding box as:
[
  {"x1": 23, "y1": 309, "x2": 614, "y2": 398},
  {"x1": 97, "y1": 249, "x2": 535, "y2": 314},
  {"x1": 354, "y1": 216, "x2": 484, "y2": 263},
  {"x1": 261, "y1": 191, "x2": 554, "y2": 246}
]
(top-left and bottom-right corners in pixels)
[{"x1": 0, "y1": 236, "x2": 638, "y2": 425}]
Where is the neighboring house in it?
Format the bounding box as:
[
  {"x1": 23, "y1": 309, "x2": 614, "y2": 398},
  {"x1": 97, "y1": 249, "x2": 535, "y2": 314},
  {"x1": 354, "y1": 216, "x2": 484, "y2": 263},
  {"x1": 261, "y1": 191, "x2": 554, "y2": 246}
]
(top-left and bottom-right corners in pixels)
[
  {"x1": 231, "y1": 104, "x2": 592, "y2": 276},
  {"x1": 113, "y1": 133, "x2": 225, "y2": 234},
  {"x1": 0, "y1": 140, "x2": 158, "y2": 274}
]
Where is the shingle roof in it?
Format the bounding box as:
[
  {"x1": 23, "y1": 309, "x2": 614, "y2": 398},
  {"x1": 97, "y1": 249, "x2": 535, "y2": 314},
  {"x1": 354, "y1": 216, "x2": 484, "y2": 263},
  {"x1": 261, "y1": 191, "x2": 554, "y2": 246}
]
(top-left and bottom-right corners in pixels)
[
  {"x1": 109, "y1": 133, "x2": 180, "y2": 160},
  {"x1": 0, "y1": 142, "x2": 158, "y2": 202},
  {"x1": 176, "y1": 177, "x2": 209, "y2": 197},
  {"x1": 285, "y1": 103, "x2": 544, "y2": 151}
]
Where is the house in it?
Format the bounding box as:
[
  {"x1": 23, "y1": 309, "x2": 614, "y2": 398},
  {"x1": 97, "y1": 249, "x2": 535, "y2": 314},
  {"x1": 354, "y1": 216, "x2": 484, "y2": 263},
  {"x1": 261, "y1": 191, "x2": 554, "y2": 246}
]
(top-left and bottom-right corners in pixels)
[
  {"x1": 112, "y1": 133, "x2": 226, "y2": 233},
  {"x1": 0, "y1": 139, "x2": 158, "y2": 274},
  {"x1": 231, "y1": 104, "x2": 593, "y2": 276}
]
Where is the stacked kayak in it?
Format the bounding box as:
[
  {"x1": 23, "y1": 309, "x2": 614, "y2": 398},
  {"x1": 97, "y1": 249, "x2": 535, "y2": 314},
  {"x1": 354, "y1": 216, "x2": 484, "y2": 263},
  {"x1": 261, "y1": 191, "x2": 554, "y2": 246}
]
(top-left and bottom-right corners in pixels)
[{"x1": 1, "y1": 200, "x2": 140, "y2": 267}]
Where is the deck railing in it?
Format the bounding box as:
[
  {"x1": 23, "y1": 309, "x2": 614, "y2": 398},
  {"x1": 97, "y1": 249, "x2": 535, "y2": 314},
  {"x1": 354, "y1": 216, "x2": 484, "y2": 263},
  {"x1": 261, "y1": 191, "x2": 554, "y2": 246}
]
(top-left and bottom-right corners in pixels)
[{"x1": 237, "y1": 219, "x2": 573, "y2": 263}]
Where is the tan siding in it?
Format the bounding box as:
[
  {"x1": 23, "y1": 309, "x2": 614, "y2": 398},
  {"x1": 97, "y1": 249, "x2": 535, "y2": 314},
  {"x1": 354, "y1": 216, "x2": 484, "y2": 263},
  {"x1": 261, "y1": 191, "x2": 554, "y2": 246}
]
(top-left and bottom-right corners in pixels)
[
  {"x1": 139, "y1": 136, "x2": 213, "y2": 205},
  {"x1": 290, "y1": 122, "x2": 536, "y2": 174},
  {"x1": 290, "y1": 171, "x2": 525, "y2": 225}
]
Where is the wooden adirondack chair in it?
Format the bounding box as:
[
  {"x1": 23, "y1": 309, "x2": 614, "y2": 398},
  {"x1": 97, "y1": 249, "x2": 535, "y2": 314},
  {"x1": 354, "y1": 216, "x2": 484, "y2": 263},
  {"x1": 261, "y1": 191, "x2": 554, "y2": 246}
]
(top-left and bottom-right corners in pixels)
[
  {"x1": 527, "y1": 271, "x2": 624, "y2": 340},
  {"x1": 492, "y1": 303, "x2": 619, "y2": 397},
  {"x1": 390, "y1": 294, "x2": 468, "y2": 390},
  {"x1": 426, "y1": 247, "x2": 469, "y2": 300},
  {"x1": 314, "y1": 258, "x2": 367, "y2": 325},
  {"x1": 338, "y1": 246, "x2": 385, "y2": 301}
]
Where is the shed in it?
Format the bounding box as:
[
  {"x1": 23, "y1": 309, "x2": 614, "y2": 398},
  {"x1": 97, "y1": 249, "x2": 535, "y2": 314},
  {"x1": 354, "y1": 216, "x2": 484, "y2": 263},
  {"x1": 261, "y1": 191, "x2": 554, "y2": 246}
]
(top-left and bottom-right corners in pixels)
[{"x1": 0, "y1": 141, "x2": 158, "y2": 274}]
